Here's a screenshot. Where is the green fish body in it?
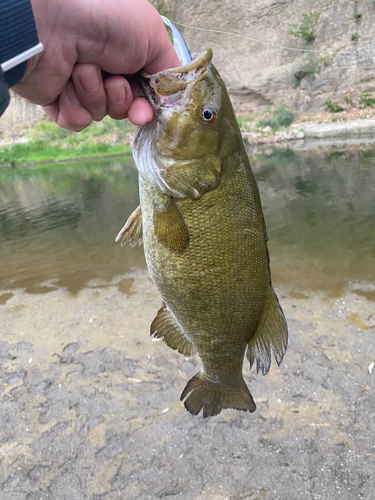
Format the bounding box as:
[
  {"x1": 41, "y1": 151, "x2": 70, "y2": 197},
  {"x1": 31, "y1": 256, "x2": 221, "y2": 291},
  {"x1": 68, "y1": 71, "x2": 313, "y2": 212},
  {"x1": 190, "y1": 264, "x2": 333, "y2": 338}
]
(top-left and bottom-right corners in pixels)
[{"x1": 117, "y1": 49, "x2": 288, "y2": 418}]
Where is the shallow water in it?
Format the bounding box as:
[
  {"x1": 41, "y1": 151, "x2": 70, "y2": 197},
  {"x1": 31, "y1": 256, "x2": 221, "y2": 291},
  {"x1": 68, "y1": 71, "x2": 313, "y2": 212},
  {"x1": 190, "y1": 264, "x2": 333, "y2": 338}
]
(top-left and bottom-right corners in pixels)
[
  {"x1": 0, "y1": 157, "x2": 145, "y2": 297},
  {"x1": 0, "y1": 145, "x2": 374, "y2": 298},
  {"x1": 251, "y1": 145, "x2": 375, "y2": 296}
]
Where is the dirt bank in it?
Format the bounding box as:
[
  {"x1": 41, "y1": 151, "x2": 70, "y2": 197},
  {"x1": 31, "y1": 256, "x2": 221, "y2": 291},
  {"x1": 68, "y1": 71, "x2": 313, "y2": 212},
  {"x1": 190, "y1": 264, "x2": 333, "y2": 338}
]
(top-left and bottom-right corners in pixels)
[
  {"x1": 240, "y1": 112, "x2": 375, "y2": 146},
  {"x1": 1, "y1": 270, "x2": 374, "y2": 499}
]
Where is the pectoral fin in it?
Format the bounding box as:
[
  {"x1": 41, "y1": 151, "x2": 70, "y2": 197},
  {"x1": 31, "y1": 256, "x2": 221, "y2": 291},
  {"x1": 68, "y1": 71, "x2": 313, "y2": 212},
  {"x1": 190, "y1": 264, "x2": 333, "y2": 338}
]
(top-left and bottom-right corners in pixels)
[
  {"x1": 115, "y1": 205, "x2": 143, "y2": 247},
  {"x1": 151, "y1": 303, "x2": 195, "y2": 356},
  {"x1": 153, "y1": 194, "x2": 190, "y2": 253},
  {"x1": 160, "y1": 155, "x2": 221, "y2": 199},
  {"x1": 246, "y1": 288, "x2": 288, "y2": 376}
]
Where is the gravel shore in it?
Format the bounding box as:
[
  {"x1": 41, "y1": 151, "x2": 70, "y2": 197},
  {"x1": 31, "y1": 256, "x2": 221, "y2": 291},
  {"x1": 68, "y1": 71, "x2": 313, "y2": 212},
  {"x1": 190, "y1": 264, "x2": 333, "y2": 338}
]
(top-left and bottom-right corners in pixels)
[{"x1": 1, "y1": 270, "x2": 374, "y2": 500}]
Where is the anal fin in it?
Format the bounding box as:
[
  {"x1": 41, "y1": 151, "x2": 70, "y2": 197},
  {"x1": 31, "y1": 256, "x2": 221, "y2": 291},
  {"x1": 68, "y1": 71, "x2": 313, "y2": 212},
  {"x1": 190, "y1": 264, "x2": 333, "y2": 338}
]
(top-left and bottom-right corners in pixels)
[
  {"x1": 247, "y1": 288, "x2": 288, "y2": 376},
  {"x1": 151, "y1": 303, "x2": 195, "y2": 357},
  {"x1": 115, "y1": 205, "x2": 143, "y2": 247}
]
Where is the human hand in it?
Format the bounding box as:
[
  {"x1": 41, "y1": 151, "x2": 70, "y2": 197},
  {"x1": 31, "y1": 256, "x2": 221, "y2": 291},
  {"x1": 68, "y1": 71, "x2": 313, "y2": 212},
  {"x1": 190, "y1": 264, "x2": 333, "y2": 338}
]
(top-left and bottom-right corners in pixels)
[{"x1": 12, "y1": 0, "x2": 180, "y2": 130}]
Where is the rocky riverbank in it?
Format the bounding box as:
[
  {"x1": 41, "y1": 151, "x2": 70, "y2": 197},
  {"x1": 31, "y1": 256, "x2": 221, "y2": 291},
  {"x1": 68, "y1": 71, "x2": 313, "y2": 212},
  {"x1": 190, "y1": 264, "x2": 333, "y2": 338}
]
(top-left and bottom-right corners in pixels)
[
  {"x1": 242, "y1": 118, "x2": 375, "y2": 146},
  {"x1": 167, "y1": 0, "x2": 375, "y2": 113},
  {"x1": 1, "y1": 270, "x2": 374, "y2": 499}
]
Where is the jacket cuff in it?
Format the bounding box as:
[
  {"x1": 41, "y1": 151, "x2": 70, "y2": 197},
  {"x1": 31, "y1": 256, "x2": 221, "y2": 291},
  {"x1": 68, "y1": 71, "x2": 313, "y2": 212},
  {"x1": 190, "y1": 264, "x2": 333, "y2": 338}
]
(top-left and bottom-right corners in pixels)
[{"x1": 0, "y1": 0, "x2": 43, "y2": 87}]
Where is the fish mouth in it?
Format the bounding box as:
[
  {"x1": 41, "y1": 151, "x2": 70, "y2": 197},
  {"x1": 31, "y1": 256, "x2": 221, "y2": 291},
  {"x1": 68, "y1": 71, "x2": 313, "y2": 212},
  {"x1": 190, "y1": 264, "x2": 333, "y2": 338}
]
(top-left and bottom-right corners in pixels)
[{"x1": 141, "y1": 49, "x2": 213, "y2": 108}]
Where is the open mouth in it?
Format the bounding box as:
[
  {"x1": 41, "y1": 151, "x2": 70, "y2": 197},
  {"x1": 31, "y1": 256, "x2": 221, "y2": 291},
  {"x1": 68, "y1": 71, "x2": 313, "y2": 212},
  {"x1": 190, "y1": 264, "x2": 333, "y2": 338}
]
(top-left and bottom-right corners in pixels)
[{"x1": 141, "y1": 50, "x2": 213, "y2": 108}]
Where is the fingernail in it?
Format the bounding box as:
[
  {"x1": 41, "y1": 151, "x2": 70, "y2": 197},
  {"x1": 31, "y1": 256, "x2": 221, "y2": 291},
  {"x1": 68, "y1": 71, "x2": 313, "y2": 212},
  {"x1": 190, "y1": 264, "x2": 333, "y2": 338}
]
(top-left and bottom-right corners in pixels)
[
  {"x1": 79, "y1": 68, "x2": 100, "y2": 93},
  {"x1": 109, "y1": 85, "x2": 126, "y2": 106},
  {"x1": 66, "y1": 84, "x2": 81, "y2": 107}
]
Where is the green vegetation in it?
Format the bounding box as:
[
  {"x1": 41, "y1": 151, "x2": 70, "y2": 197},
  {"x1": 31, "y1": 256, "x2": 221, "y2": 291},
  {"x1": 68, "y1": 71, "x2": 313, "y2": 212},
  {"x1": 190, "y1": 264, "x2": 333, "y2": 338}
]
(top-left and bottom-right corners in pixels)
[
  {"x1": 272, "y1": 105, "x2": 295, "y2": 127},
  {"x1": 294, "y1": 54, "x2": 319, "y2": 84},
  {"x1": 354, "y1": 12, "x2": 362, "y2": 19},
  {"x1": 360, "y1": 92, "x2": 375, "y2": 108},
  {"x1": 287, "y1": 11, "x2": 321, "y2": 44},
  {"x1": 325, "y1": 99, "x2": 344, "y2": 113},
  {"x1": 236, "y1": 107, "x2": 295, "y2": 139},
  {"x1": 258, "y1": 147, "x2": 296, "y2": 167},
  {"x1": 325, "y1": 150, "x2": 345, "y2": 164},
  {"x1": 257, "y1": 105, "x2": 295, "y2": 129},
  {"x1": 0, "y1": 156, "x2": 139, "y2": 223},
  {"x1": 27, "y1": 116, "x2": 135, "y2": 146},
  {"x1": 287, "y1": 11, "x2": 332, "y2": 84},
  {"x1": 320, "y1": 52, "x2": 335, "y2": 68},
  {"x1": 0, "y1": 117, "x2": 134, "y2": 166},
  {"x1": 331, "y1": 115, "x2": 348, "y2": 122},
  {"x1": 293, "y1": 75, "x2": 302, "y2": 88},
  {"x1": 294, "y1": 48, "x2": 340, "y2": 86},
  {"x1": 148, "y1": 0, "x2": 169, "y2": 16},
  {"x1": 0, "y1": 141, "x2": 130, "y2": 166},
  {"x1": 236, "y1": 115, "x2": 254, "y2": 131},
  {"x1": 323, "y1": 91, "x2": 375, "y2": 114},
  {"x1": 305, "y1": 53, "x2": 319, "y2": 78},
  {"x1": 296, "y1": 52, "x2": 333, "y2": 84},
  {"x1": 351, "y1": 32, "x2": 359, "y2": 41}
]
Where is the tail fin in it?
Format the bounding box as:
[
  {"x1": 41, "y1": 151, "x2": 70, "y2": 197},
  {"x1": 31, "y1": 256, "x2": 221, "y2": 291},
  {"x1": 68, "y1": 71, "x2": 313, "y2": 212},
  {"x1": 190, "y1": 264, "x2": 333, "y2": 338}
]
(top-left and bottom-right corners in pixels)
[{"x1": 180, "y1": 372, "x2": 256, "y2": 418}]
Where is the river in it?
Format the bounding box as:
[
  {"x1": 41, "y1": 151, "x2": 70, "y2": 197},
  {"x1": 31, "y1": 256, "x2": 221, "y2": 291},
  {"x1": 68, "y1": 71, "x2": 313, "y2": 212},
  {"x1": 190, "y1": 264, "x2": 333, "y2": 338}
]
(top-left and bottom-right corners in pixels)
[{"x1": 0, "y1": 145, "x2": 374, "y2": 299}]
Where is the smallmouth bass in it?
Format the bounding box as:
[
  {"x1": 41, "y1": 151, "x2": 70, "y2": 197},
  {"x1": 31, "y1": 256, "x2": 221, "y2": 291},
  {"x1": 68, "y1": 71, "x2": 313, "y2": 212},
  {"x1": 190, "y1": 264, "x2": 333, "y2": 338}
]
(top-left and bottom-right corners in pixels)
[{"x1": 117, "y1": 48, "x2": 288, "y2": 418}]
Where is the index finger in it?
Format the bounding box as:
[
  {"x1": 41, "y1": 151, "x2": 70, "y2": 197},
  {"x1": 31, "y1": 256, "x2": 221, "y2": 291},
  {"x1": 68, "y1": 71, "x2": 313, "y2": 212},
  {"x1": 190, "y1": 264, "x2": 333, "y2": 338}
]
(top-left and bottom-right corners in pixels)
[{"x1": 142, "y1": 16, "x2": 181, "y2": 74}]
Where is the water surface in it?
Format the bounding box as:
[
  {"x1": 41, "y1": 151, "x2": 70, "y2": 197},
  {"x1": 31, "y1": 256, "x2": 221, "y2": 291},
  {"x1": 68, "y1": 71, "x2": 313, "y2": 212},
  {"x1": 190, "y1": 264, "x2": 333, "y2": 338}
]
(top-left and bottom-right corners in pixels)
[
  {"x1": 250, "y1": 145, "x2": 375, "y2": 296},
  {"x1": 0, "y1": 157, "x2": 145, "y2": 296},
  {"x1": 0, "y1": 145, "x2": 374, "y2": 298}
]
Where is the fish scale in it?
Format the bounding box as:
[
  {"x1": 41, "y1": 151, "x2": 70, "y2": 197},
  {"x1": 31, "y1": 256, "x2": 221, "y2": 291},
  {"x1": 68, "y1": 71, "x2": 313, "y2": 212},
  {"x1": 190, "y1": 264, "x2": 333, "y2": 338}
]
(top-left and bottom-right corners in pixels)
[
  {"x1": 141, "y1": 151, "x2": 267, "y2": 351},
  {"x1": 117, "y1": 46, "x2": 288, "y2": 418}
]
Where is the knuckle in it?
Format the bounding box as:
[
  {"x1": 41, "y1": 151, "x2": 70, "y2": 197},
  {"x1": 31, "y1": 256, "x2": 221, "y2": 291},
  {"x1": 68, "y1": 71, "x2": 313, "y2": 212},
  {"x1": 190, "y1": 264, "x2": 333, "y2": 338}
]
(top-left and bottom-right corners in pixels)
[
  {"x1": 108, "y1": 107, "x2": 128, "y2": 121},
  {"x1": 58, "y1": 112, "x2": 92, "y2": 132}
]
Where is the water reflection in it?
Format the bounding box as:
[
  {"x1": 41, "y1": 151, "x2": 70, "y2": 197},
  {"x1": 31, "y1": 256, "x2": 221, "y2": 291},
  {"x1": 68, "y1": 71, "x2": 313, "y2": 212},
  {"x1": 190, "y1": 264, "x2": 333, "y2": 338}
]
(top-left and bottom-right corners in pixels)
[
  {"x1": 250, "y1": 145, "x2": 375, "y2": 295},
  {"x1": 0, "y1": 157, "x2": 145, "y2": 295},
  {"x1": 0, "y1": 146, "x2": 374, "y2": 297}
]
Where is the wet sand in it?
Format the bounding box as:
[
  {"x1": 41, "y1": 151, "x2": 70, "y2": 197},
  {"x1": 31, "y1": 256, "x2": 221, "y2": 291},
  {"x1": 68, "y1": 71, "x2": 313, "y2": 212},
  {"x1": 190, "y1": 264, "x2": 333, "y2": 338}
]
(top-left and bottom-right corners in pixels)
[{"x1": 0, "y1": 270, "x2": 374, "y2": 500}]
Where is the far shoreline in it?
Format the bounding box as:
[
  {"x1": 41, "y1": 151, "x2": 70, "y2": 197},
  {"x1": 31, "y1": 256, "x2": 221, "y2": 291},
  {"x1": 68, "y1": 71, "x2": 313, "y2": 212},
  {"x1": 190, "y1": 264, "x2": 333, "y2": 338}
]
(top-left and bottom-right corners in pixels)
[
  {"x1": 242, "y1": 118, "x2": 375, "y2": 146},
  {"x1": 2, "y1": 112, "x2": 375, "y2": 168},
  {"x1": 0, "y1": 150, "x2": 132, "y2": 169}
]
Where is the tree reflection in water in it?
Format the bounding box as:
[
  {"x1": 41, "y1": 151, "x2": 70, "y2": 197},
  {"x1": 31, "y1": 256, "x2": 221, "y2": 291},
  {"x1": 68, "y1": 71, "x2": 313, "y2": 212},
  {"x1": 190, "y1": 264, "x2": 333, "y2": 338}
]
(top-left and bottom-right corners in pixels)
[{"x1": 0, "y1": 146, "x2": 374, "y2": 297}]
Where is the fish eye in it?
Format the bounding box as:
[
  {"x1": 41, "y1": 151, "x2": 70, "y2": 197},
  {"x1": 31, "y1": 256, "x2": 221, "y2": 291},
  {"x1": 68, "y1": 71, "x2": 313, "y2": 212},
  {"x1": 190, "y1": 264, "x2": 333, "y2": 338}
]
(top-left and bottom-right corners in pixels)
[{"x1": 200, "y1": 106, "x2": 217, "y2": 124}]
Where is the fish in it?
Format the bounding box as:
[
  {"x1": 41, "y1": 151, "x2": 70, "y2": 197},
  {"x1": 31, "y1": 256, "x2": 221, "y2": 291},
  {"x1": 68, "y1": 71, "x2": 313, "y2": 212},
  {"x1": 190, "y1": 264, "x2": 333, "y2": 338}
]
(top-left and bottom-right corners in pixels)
[{"x1": 116, "y1": 42, "x2": 288, "y2": 418}]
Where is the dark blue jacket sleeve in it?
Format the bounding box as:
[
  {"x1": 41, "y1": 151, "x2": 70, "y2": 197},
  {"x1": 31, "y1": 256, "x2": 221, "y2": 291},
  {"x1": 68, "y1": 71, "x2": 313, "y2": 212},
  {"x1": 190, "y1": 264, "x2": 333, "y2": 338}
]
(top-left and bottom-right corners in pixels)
[
  {"x1": 0, "y1": 0, "x2": 39, "y2": 117},
  {"x1": 0, "y1": 69, "x2": 11, "y2": 116}
]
